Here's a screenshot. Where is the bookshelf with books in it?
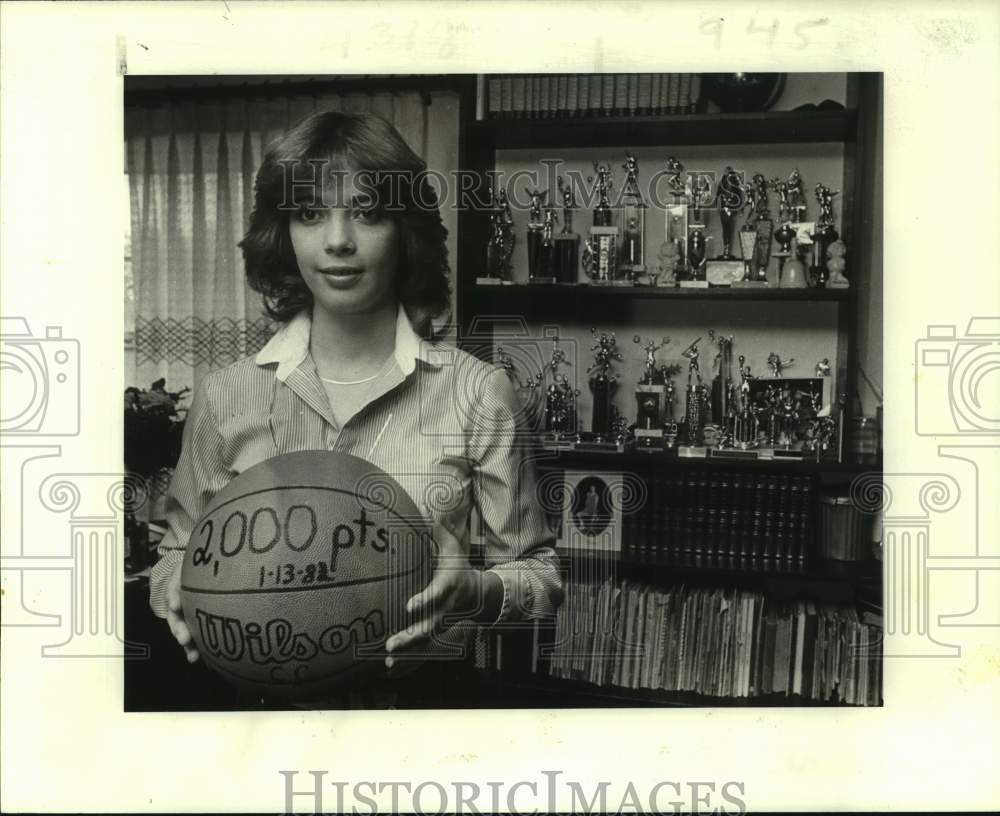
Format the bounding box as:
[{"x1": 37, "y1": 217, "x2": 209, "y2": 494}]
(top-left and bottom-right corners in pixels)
[{"x1": 456, "y1": 72, "x2": 882, "y2": 707}]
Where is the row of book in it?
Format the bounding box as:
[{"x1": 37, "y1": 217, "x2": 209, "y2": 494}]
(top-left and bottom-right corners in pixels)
[
  {"x1": 544, "y1": 579, "x2": 883, "y2": 706},
  {"x1": 622, "y1": 471, "x2": 816, "y2": 563},
  {"x1": 484, "y1": 73, "x2": 703, "y2": 120}
]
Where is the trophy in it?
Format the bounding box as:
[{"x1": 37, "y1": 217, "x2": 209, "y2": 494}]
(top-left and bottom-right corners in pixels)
[
  {"x1": 591, "y1": 161, "x2": 615, "y2": 227},
  {"x1": 767, "y1": 351, "x2": 794, "y2": 378},
  {"x1": 583, "y1": 162, "x2": 621, "y2": 284},
  {"x1": 680, "y1": 337, "x2": 710, "y2": 449},
  {"x1": 525, "y1": 187, "x2": 550, "y2": 283},
  {"x1": 787, "y1": 169, "x2": 808, "y2": 224},
  {"x1": 770, "y1": 177, "x2": 795, "y2": 281},
  {"x1": 555, "y1": 175, "x2": 581, "y2": 283},
  {"x1": 813, "y1": 183, "x2": 840, "y2": 287},
  {"x1": 541, "y1": 339, "x2": 579, "y2": 449},
  {"x1": 481, "y1": 186, "x2": 514, "y2": 284},
  {"x1": 537, "y1": 205, "x2": 559, "y2": 284},
  {"x1": 579, "y1": 329, "x2": 625, "y2": 449},
  {"x1": 706, "y1": 328, "x2": 736, "y2": 449},
  {"x1": 632, "y1": 335, "x2": 670, "y2": 450},
  {"x1": 684, "y1": 173, "x2": 713, "y2": 286},
  {"x1": 730, "y1": 356, "x2": 759, "y2": 450},
  {"x1": 749, "y1": 173, "x2": 773, "y2": 283},
  {"x1": 706, "y1": 166, "x2": 748, "y2": 286},
  {"x1": 663, "y1": 156, "x2": 689, "y2": 281},
  {"x1": 619, "y1": 152, "x2": 647, "y2": 283}
]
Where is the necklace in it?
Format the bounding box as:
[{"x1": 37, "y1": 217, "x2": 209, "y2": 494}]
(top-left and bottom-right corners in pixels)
[{"x1": 318, "y1": 357, "x2": 393, "y2": 385}]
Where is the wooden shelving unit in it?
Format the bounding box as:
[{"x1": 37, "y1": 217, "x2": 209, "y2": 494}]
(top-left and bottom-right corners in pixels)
[{"x1": 454, "y1": 73, "x2": 883, "y2": 708}]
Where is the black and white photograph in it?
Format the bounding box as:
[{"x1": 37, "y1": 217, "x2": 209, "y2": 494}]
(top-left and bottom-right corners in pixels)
[
  {"x1": 3, "y1": 3, "x2": 999, "y2": 813},
  {"x1": 121, "y1": 70, "x2": 885, "y2": 712}
]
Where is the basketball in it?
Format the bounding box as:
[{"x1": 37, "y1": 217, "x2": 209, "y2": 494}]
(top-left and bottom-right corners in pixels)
[{"x1": 179, "y1": 450, "x2": 434, "y2": 700}]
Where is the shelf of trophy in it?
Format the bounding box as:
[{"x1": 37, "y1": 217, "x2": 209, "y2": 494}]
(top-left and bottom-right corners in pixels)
[
  {"x1": 536, "y1": 446, "x2": 880, "y2": 475},
  {"x1": 467, "y1": 108, "x2": 858, "y2": 150},
  {"x1": 470, "y1": 282, "x2": 850, "y2": 304}
]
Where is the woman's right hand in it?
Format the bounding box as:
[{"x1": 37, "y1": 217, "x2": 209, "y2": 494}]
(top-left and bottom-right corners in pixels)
[{"x1": 166, "y1": 560, "x2": 200, "y2": 663}]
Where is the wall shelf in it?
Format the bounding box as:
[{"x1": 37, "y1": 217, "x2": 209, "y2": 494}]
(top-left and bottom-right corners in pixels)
[
  {"x1": 470, "y1": 109, "x2": 858, "y2": 149},
  {"x1": 469, "y1": 283, "x2": 850, "y2": 304}
]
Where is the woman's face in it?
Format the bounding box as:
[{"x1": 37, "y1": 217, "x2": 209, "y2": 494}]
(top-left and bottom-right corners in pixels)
[{"x1": 288, "y1": 171, "x2": 400, "y2": 320}]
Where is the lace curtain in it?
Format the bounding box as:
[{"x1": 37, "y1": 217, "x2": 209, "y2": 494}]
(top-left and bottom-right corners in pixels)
[{"x1": 125, "y1": 87, "x2": 458, "y2": 393}]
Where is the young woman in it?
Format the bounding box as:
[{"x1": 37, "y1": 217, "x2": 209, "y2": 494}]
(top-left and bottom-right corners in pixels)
[{"x1": 148, "y1": 110, "x2": 562, "y2": 705}]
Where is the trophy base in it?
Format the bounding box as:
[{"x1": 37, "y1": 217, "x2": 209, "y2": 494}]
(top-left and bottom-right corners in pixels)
[
  {"x1": 542, "y1": 434, "x2": 577, "y2": 451},
  {"x1": 529, "y1": 276, "x2": 557, "y2": 285},
  {"x1": 634, "y1": 430, "x2": 664, "y2": 450},
  {"x1": 772, "y1": 448, "x2": 805, "y2": 459},
  {"x1": 678, "y1": 445, "x2": 708, "y2": 458},
  {"x1": 706, "y1": 260, "x2": 744, "y2": 286},
  {"x1": 575, "y1": 435, "x2": 627, "y2": 453},
  {"x1": 476, "y1": 277, "x2": 509, "y2": 285},
  {"x1": 678, "y1": 280, "x2": 709, "y2": 289},
  {"x1": 707, "y1": 448, "x2": 760, "y2": 461},
  {"x1": 731, "y1": 280, "x2": 771, "y2": 288},
  {"x1": 589, "y1": 279, "x2": 633, "y2": 287}
]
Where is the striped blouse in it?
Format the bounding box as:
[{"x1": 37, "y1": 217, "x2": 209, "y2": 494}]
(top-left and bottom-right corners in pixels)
[{"x1": 148, "y1": 305, "x2": 563, "y2": 627}]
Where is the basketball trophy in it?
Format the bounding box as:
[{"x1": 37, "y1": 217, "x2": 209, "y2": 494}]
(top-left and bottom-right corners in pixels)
[
  {"x1": 619, "y1": 152, "x2": 647, "y2": 283},
  {"x1": 632, "y1": 335, "x2": 671, "y2": 450},
  {"x1": 555, "y1": 175, "x2": 581, "y2": 283}
]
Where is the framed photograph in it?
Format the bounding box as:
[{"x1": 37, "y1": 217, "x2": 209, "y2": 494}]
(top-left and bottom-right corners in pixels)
[{"x1": 561, "y1": 471, "x2": 622, "y2": 554}]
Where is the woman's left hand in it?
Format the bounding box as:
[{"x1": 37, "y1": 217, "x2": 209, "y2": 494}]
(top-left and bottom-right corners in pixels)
[{"x1": 384, "y1": 521, "x2": 495, "y2": 672}]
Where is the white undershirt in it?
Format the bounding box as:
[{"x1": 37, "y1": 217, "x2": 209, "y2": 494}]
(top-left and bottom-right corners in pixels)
[{"x1": 318, "y1": 362, "x2": 394, "y2": 427}]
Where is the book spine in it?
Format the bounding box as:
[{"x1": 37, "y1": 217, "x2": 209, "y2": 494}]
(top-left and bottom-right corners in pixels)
[
  {"x1": 556, "y1": 74, "x2": 568, "y2": 118},
  {"x1": 512, "y1": 74, "x2": 526, "y2": 118},
  {"x1": 627, "y1": 73, "x2": 639, "y2": 116},
  {"x1": 679, "y1": 73, "x2": 693, "y2": 113},
  {"x1": 614, "y1": 73, "x2": 629, "y2": 116},
  {"x1": 690, "y1": 73, "x2": 703, "y2": 112},
  {"x1": 638, "y1": 73, "x2": 652, "y2": 115},
  {"x1": 500, "y1": 75, "x2": 513, "y2": 119},
  {"x1": 601, "y1": 74, "x2": 615, "y2": 117},
  {"x1": 487, "y1": 76, "x2": 501, "y2": 120}
]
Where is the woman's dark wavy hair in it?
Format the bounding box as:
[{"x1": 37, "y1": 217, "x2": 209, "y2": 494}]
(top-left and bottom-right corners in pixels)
[{"x1": 240, "y1": 110, "x2": 451, "y2": 337}]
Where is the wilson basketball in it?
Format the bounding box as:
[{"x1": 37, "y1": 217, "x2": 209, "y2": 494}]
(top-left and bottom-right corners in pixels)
[{"x1": 179, "y1": 450, "x2": 434, "y2": 700}]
